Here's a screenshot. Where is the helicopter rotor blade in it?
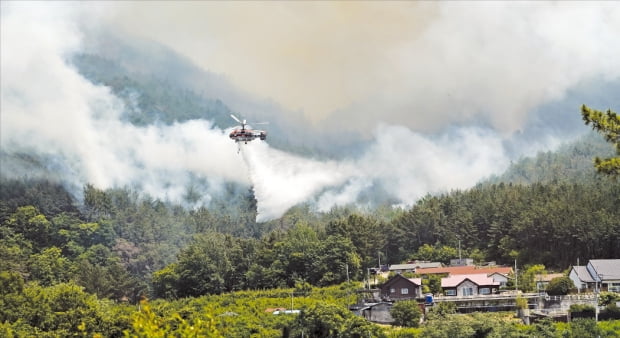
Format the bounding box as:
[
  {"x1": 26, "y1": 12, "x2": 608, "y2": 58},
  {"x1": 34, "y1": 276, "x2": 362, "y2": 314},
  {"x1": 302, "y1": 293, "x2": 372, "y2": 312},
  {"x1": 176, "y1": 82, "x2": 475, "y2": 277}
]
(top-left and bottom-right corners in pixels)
[{"x1": 230, "y1": 114, "x2": 242, "y2": 124}]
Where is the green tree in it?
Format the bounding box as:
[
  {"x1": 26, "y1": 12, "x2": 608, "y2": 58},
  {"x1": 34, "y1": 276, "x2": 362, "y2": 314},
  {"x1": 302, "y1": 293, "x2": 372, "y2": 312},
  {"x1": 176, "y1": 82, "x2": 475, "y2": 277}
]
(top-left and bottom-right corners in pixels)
[
  {"x1": 390, "y1": 300, "x2": 422, "y2": 328},
  {"x1": 413, "y1": 244, "x2": 457, "y2": 265},
  {"x1": 425, "y1": 274, "x2": 443, "y2": 295},
  {"x1": 0, "y1": 228, "x2": 32, "y2": 274},
  {"x1": 27, "y1": 246, "x2": 72, "y2": 286},
  {"x1": 152, "y1": 264, "x2": 180, "y2": 299},
  {"x1": 175, "y1": 233, "x2": 230, "y2": 297},
  {"x1": 4, "y1": 205, "x2": 52, "y2": 249},
  {"x1": 519, "y1": 264, "x2": 546, "y2": 292},
  {"x1": 422, "y1": 313, "x2": 476, "y2": 338},
  {"x1": 599, "y1": 291, "x2": 620, "y2": 306},
  {"x1": 546, "y1": 276, "x2": 574, "y2": 296},
  {"x1": 581, "y1": 105, "x2": 620, "y2": 177},
  {"x1": 312, "y1": 235, "x2": 361, "y2": 286},
  {"x1": 427, "y1": 302, "x2": 456, "y2": 319},
  {"x1": 0, "y1": 271, "x2": 27, "y2": 324},
  {"x1": 43, "y1": 283, "x2": 103, "y2": 334},
  {"x1": 326, "y1": 214, "x2": 386, "y2": 269},
  {"x1": 271, "y1": 224, "x2": 320, "y2": 286}
]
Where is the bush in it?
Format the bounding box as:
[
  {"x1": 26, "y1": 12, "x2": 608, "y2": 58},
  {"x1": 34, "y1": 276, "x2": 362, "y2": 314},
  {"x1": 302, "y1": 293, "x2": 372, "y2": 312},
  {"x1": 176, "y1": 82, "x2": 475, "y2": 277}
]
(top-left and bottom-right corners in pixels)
[
  {"x1": 390, "y1": 301, "x2": 422, "y2": 328},
  {"x1": 599, "y1": 292, "x2": 620, "y2": 306},
  {"x1": 546, "y1": 276, "x2": 574, "y2": 296},
  {"x1": 570, "y1": 304, "x2": 595, "y2": 319},
  {"x1": 569, "y1": 304, "x2": 595, "y2": 313}
]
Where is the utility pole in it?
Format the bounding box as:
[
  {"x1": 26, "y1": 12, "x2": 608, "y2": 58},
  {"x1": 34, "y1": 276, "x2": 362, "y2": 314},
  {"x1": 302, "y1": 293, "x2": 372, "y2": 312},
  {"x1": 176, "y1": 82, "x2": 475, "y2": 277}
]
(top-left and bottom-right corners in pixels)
[{"x1": 515, "y1": 259, "x2": 518, "y2": 293}]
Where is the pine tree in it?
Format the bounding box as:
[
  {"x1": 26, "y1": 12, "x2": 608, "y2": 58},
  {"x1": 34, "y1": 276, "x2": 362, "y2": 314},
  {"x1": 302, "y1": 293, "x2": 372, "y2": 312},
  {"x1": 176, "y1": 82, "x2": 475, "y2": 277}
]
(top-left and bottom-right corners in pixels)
[{"x1": 581, "y1": 105, "x2": 620, "y2": 177}]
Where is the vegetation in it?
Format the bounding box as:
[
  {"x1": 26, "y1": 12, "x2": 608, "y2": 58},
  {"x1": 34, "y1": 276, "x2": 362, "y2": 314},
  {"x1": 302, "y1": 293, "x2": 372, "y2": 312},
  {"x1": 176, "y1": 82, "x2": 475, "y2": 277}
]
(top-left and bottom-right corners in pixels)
[
  {"x1": 390, "y1": 300, "x2": 422, "y2": 328},
  {"x1": 546, "y1": 276, "x2": 575, "y2": 296},
  {"x1": 1, "y1": 170, "x2": 618, "y2": 303},
  {"x1": 1, "y1": 176, "x2": 618, "y2": 335},
  {"x1": 1, "y1": 68, "x2": 619, "y2": 334},
  {"x1": 581, "y1": 105, "x2": 620, "y2": 177},
  {"x1": 2, "y1": 274, "x2": 618, "y2": 337}
]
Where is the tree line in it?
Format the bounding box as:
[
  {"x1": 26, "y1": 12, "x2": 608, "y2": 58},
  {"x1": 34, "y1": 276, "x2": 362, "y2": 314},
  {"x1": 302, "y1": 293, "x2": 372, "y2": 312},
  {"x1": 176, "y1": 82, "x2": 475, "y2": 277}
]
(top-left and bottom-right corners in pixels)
[{"x1": 1, "y1": 173, "x2": 618, "y2": 301}]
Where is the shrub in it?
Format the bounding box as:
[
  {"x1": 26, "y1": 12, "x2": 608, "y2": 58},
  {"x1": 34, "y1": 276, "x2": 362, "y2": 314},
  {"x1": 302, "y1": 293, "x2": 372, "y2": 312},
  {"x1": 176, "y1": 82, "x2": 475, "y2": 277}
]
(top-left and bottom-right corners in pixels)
[
  {"x1": 546, "y1": 276, "x2": 574, "y2": 296},
  {"x1": 390, "y1": 301, "x2": 422, "y2": 328}
]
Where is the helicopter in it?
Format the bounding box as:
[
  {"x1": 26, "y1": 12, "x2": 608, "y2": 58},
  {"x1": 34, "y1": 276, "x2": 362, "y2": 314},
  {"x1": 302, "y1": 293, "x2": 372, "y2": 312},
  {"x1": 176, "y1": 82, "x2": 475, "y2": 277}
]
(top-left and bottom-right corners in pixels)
[{"x1": 228, "y1": 114, "x2": 267, "y2": 144}]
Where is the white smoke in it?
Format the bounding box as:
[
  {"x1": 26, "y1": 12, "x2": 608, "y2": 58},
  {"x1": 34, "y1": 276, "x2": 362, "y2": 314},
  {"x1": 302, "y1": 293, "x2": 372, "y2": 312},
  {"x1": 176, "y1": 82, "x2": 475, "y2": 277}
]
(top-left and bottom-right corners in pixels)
[
  {"x1": 1, "y1": 3, "x2": 247, "y2": 206},
  {"x1": 240, "y1": 141, "x2": 357, "y2": 221},
  {"x1": 100, "y1": 2, "x2": 620, "y2": 134},
  {"x1": 241, "y1": 125, "x2": 509, "y2": 221},
  {"x1": 0, "y1": 2, "x2": 563, "y2": 222}
]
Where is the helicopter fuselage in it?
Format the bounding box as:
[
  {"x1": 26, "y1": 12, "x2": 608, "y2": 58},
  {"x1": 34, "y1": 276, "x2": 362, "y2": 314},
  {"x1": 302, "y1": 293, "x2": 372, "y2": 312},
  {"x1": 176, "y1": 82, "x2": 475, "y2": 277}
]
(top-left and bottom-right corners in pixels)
[{"x1": 229, "y1": 128, "x2": 267, "y2": 143}]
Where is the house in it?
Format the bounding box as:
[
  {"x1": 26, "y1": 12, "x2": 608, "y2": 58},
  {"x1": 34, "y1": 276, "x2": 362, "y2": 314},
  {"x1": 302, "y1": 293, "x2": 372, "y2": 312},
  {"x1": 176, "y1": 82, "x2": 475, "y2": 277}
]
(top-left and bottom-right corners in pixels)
[
  {"x1": 388, "y1": 261, "x2": 442, "y2": 274},
  {"x1": 351, "y1": 302, "x2": 394, "y2": 324},
  {"x1": 534, "y1": 273, "x2": 565, "y2": 291},
  {"x1": 488, "y1": 272, "x2": 509, "y2": 288},
  {"x1": 588, "y1": 259, "x2": 620, "y2": 292},
  {"x1": 415, "y1": 265, "x2": 513, "y2": 279},
  {"x1": 569, "y1": 265, "x2": 597, "y2": 291},
  {"x1": 570, "y1": 259, "x2": 620, "y2": 293},
  {"x1": 380, "y1": 274, "x2": 423, "y2": 300},
  {"x1": 441, "y1": 274, "x2": 500, "y2": 297},
  {"x1": 388, "y1": 264, "x2": 418, "y2": 274},
  {"x1": 450, "y1": 258, "x2": 474, "y2": 266}
]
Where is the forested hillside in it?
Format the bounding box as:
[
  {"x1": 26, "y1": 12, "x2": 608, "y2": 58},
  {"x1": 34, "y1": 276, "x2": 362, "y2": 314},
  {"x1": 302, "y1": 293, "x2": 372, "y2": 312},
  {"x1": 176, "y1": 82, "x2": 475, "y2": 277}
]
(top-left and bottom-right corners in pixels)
[
  {"x1": 2, "y1": 152, "x2": 618, "y2": 301},
  {"x1": 487, "y1": 131, "x2": 616, "y2": 185},
  {"x1": 72, "y1": 53, "x2": 235, "y2": 129},
  {"x1": 1, "y1": 165, "x2": 619, "y2": 335},
  {"x1": 70, "y1": 48, "x2": 343, "y2": 158}
]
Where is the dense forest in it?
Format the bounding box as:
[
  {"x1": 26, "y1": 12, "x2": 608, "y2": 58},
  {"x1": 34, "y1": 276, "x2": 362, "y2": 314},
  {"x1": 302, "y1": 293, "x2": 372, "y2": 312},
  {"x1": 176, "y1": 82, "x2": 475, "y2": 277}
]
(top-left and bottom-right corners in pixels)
[{"x1": 1, "y1": 160, "x2": 618, "y2": 300}]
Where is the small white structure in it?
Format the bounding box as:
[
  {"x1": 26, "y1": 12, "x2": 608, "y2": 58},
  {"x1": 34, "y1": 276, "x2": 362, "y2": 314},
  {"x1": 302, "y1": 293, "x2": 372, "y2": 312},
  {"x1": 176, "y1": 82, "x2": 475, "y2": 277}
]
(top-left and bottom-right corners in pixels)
[
  {"x1": 488, "y1": 272, "x2": 509, "y2": 288},
  {"x1": 450, "y1": 258, "x2": 474, "y2": 266},
  {"x1": 389, "y1": 261, "x2": 442, "y2": 274}
]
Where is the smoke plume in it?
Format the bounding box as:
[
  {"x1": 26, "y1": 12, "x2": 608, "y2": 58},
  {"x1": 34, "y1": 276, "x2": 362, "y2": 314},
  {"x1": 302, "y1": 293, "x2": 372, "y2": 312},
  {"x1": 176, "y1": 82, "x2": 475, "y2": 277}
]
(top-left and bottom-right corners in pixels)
[{"x1": 1, "y1": 2, "x2": 618, "y2": 222}]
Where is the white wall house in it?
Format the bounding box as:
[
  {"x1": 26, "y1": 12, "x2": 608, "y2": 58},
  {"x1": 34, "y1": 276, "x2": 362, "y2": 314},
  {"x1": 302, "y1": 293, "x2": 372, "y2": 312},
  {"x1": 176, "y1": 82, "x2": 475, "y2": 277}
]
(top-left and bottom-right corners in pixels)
[
  {"x1": 570, "y1": 259, "x2": 620, "y2": 293},
  {"x1": 441, "y1": 274, "x2": 500, "y2": 296}
]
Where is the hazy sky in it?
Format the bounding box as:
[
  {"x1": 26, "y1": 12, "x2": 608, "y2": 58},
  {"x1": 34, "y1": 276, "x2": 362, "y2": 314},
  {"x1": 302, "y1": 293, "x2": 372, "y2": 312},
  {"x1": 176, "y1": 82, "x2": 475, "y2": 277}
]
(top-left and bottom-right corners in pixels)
[{"x1": 99, "y1": 1, "x2": 620, "y2": 133}]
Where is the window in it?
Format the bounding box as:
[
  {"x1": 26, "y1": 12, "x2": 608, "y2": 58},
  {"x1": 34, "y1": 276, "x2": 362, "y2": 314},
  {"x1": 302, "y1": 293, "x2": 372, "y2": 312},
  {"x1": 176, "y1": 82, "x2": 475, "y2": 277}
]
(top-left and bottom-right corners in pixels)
[
  {"x1": 480, "y1": 287, "x2": 490, "y2": 295},
  {"x1": 445, "y1": 289, "x2": 456, "y2": 296},
  {"x1": 610, "y1": 283, "x2": 620, "y2": 293},
  {"x1": 401, "y1": 288, "x2": 409, "y2": 295},
  {"x1": 463, "y1": 288, "x2": 474, "y2": 296},
  {"x1": 390, "y1": 288, "x2": 395, "y2": 294}
]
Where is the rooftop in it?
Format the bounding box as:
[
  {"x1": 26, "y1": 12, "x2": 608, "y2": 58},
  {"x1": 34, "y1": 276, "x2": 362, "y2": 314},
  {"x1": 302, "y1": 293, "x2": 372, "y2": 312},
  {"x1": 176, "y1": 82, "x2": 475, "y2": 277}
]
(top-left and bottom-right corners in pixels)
[
  {"x1": 589, "y1": 259, "x2": 620, "y2": 280},
  {"x1": 416, "y1": 265, "x2": 513, "y2": 276},
  {"x1": 572, "y1": 266, "x2": 596, "y2": 283},
  {"x1": 441, "y1": 274, "x2": 500, "y2": 288}
]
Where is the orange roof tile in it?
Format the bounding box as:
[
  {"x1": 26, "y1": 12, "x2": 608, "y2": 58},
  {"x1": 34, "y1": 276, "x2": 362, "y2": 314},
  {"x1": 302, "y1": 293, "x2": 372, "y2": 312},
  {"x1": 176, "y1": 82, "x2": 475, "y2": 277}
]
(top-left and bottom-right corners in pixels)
[{"x1": 416, "y1": 265, "x2": 512, "y2": 276}]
